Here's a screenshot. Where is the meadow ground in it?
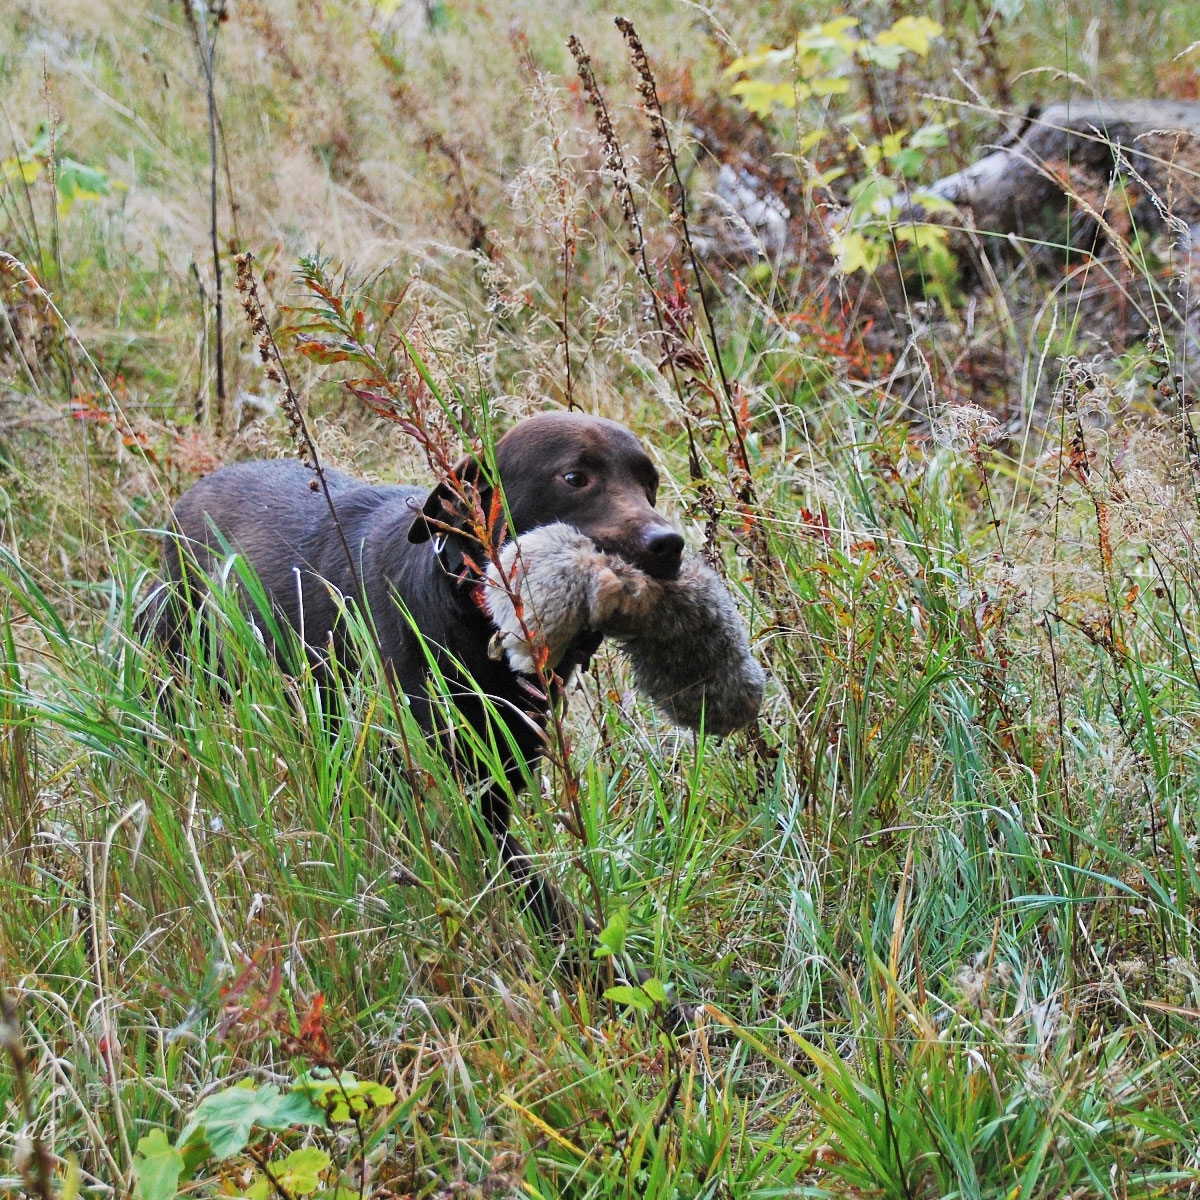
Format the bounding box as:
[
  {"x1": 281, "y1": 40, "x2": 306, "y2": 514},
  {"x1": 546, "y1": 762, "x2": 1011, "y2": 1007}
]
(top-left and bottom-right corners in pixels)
[{"x1": 3, "y1": 1, "x2": 1200, "y2": 1197}]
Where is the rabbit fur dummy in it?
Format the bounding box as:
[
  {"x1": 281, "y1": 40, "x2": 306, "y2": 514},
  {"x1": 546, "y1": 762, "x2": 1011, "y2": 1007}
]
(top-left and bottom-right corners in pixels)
[{"x1": 481, "y1": 523, "x2": 764, "y2": 736}]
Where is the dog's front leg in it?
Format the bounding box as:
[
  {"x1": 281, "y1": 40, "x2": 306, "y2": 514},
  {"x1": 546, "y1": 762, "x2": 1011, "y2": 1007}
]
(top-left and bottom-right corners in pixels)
[
  {"x1": 478, "y1": 784, "x2": 590, "y2": 937},
  {"x1": 476, "y1": 786, "x2": 694, "y2": 1028}
]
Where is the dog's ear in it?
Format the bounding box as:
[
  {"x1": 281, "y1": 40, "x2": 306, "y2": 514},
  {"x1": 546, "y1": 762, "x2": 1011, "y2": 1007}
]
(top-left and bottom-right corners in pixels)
[{"x1": 408, "y1": 453, "x2": 496, "y2": 544}]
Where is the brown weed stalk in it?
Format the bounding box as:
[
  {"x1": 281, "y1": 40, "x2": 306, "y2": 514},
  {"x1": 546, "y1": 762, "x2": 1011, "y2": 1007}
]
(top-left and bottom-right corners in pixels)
[
  {"x1": 234, "y1": 252, "x2": 360, "y2": 589},
  {"x1": 283, "y1": 258, "x2": 600, "y2": 925},
  {"x1": 635, "y1": 22, "x2": 791, "y2": 614},
  {"x1": 1060, "y1": 357, "x2": 1123, "y2": 655},
  {"x1": 568, "y1": 29, "x2": 741, "y2": 591},
  {"x1": 615, "y1": 17, "x2": 757, "y2": 512},
  {"x1": 1175, "y1": 377, "x2": 1200, "y2": 520},
  {"x1": 566, "y1": 34, "x2": 704, "y2": 483},
  {"x1": 0, "y1": 986, "x2": 55, "y2": 1200},
  {"x1": 179, "y1": 0, "x2": 230, "y2": 431},
  {"x1": 232, "y1": 252, "x2": 436, "y2": 799}
]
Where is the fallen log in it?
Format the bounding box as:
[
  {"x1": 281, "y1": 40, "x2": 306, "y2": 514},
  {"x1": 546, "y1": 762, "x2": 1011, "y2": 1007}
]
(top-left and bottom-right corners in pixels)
[
  {"x1": 922, "y1": 100, "x2": 1200, "y2": 252},
  {"x1": 921, "y1": 101, "x2": 1200, "y2": 382}
]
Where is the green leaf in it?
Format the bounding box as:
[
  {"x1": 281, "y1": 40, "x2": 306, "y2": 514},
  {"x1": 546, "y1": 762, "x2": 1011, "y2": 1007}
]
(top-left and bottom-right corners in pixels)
[
  {"x1": 595, "y1": 905, "x2": 629, "y2": 957},
  {"x1": 799, "y1": 127, "x2": 826, "y2": 153},
  {"x1": 895, "y1": 223, "x2": 952, "y2": 252},
  {"x1": 857, "y1": 41, "x2": 905, "y2": 69},
  {"x1": 847, "y1": 175, "x2": 898, "y2": 220},
  {"x1": 874, "y1": 15, "x2": 943, "y2": 56},
  {"x1": 812, "y1": 16, "x2": 859, "y2": 40},
  {"x1": 908, "y1": 122, "x2": 951, "y2": 150},
  {"x1": 604, "y1": 985, "x2": 654, "y2": 1012},
  {"x1": 133, "y1": 1129, "x2": 184, "y2": 1200},
  {"x1": 832, "y1": 230, "x2": 885, "y2": 276},
  {"x1": 275, "y1": 1147, "x2": 332, "y2": 1195},
  {"x1": 177, "y1": 1083, "x2": 327, "y2": 1161},
  {"x1": 246, "y1": 1177, "x2": 272, "y2": 1200},
  {"x1": 796, "y1": 16, "x2": 859, "y2": 57},
  {"x1": 728, "y1": 79, "x2": 799, "y2": 117},
  {"x1": 908, "y1": 188, "x2": 959, "y2": 216},
  {"x1": 722, "y1": 44, "x2": 793, "y2": 77},
  {"x1": 889, "y1": 147, "x2": 926, "y2": 177},
  {"x1": 639, "y1": 976, "x2": 668, "y2": 1004},
  {"x1": 862, "y1": 131, "x2": 907, "y2": 169},
  {"x1": 55, "y1": 158, "x2": 111, "y2": 215},
  {"x1": 809, "y1": 76, "x2": 851, "y2": 96},
  {"x1": 294, "y1": 1069, "x2": 397, "y2": 1124},
  {"x1": 0, "y1": 156, "x2": 41, "y2": 185},
  {"x1": 811, "y1": 165, "x2": 846, "y2": 188}
]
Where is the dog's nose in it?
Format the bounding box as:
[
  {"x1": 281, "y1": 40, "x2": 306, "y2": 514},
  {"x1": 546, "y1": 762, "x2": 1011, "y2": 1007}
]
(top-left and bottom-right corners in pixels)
[{"x1": 642, "y1": 527, "x2": 685, "y2": 577}]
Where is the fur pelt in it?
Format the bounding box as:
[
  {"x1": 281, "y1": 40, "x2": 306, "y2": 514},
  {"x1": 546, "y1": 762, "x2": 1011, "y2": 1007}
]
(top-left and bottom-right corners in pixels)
[
  {"x1": 481, "y1": 524, "x2": 653, "y2": 673},
  {"x1": 482, "y1": 523, "x2": 765, "y2": 735}
]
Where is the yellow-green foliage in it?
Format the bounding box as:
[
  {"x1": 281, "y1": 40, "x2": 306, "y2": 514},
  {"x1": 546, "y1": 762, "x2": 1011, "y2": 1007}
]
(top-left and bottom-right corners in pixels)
[{"x1": 724, "y1": 13, "x2": 959, "y2": 285}]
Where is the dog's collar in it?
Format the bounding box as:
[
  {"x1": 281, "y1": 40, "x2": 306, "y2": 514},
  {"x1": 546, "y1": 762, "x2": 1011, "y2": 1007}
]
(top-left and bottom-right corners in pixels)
[{"x1": 431, "y1": 532, "x2": 480, "y2": 593}]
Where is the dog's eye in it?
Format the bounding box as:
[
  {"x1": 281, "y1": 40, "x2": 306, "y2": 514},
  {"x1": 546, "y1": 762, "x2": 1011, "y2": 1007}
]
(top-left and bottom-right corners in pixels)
[{"x1": 562, "y1": 471, "x2": 589, "y2": 489}]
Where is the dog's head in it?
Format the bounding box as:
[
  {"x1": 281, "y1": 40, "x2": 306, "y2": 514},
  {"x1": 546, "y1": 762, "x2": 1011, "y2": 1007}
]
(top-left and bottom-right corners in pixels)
[{"x1": 409, "y1": 412, "x2": 684, "y2": 580}]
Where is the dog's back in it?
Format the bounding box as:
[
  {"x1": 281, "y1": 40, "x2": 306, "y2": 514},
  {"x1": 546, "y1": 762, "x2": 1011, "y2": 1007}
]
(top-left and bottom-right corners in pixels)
[{"x1": 149, "y1": 460, "x2": 425, "y2": 664}]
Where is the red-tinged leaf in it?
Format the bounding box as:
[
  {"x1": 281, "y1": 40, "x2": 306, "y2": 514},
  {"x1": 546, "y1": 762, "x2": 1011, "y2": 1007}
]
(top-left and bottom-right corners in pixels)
[
  {"x1": 344, "y1": 383, "x2": 400, "y2": 418},
  {"x1": 486, "y1": 484, "x2": 506, "y2": 539},
  {"x1": 278, "y1": 993, "x2": 332, "y2": 1063},
  {"x1": 278, "y1": 320, "x2": 339, "y2": 338},
  {"x1": 217, "y1": 957, "x2": 283, "y2": 1037},
  {"x1": 736, "y1": 383, "x2": 751, "y2": 430},
  {"x1": 97, "y1": 1032, "x2": 117, "y2": 1065},
  {"x1": 298, "y1": 993, "x2": 325, "y2": 1035},
  {"x1": 121, "y1": 434, "x2": 158, "y2": 462},
  {"x1": 800, "y1": 507, "x2": 834, "y2": 546},
  {"x1": 295, "y1": 340, "x2": 353, "y2": 364}
]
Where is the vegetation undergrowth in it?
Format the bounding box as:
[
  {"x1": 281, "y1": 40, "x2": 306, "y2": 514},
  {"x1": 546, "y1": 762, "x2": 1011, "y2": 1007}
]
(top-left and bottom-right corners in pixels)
[{"x1": 2, "y1": 1, "x2": 1200, "y2": 1197}]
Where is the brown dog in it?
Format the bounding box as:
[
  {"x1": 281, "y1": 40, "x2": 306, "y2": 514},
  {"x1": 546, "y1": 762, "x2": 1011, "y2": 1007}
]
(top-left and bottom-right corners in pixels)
[{"x1": 147, "y1": 413, "x2": 684, "y2": 931}]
